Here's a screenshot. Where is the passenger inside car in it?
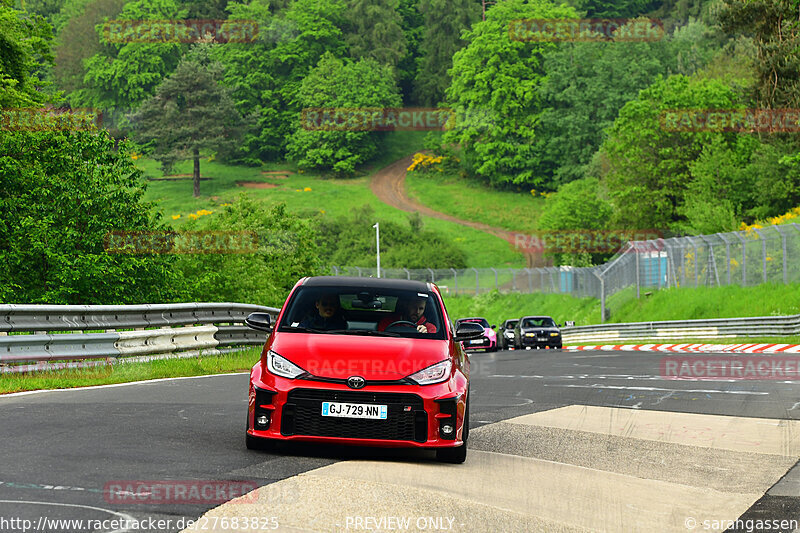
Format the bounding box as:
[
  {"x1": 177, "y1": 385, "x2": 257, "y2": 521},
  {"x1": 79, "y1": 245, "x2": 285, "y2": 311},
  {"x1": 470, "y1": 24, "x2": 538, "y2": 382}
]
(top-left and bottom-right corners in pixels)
[
  {"x1": 376, "y1": 296, "x2": 438, "y2": 333},
  {"x1": 298, "y1": 293, "x2": 348, "y2": 330}
]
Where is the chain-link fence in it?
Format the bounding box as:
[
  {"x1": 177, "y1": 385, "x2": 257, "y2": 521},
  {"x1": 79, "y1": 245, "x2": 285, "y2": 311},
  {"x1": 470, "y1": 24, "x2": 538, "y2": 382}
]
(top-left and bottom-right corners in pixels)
[{"x1": 330, "y1": 223, "x2": 800, "y2": 322}]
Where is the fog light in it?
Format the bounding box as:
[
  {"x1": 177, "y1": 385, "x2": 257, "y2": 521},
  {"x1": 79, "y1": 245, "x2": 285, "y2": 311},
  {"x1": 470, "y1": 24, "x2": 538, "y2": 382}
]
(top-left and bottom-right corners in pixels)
[
  {"x1": 441, "y1": 424, "x2": 454, "y2": 435},
  {"x1": 256, "y1": 414, "x2": 270, "y2": 427}
]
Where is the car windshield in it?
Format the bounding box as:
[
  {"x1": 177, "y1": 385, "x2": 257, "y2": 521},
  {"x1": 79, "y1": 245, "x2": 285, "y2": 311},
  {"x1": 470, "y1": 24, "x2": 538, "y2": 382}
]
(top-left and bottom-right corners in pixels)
[
  {"x1": 505, "y1": 320, "x2": 518, "y2": 330},
  {"x1": 521, "y1": 317, "x2": 556, "y2": 328},
  {"x1": 277, "y1": 285, "x2": 446, "y2": 340},
  {"x1": 459, "y1": 318, "x2": 489, "y2": 328}
]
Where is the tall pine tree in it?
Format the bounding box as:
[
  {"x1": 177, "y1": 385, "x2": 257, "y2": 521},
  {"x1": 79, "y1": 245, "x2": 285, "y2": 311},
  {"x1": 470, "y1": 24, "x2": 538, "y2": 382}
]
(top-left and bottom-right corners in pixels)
[{"x1": 343, "y1": 0, "x2": 407, "y2": 69}]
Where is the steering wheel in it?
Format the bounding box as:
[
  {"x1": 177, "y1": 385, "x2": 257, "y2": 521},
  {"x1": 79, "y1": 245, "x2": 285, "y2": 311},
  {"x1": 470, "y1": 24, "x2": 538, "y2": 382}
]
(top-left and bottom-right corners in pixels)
[{"x1": 385, "y1": 320, "x2": 418, "y2": 329}]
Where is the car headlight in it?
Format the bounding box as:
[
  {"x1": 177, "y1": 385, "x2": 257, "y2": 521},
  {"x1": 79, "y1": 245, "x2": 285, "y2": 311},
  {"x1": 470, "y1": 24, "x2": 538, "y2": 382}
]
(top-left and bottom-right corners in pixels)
[
  {"x1": 266, "y1": 350, "x2": 305, "y2": 379},
  {"x1": 407, "y1": 360, "x2": 452, "y2": 385},
  {"x1": 550, "y1": 332, "x2": 560, "y2": 337}
]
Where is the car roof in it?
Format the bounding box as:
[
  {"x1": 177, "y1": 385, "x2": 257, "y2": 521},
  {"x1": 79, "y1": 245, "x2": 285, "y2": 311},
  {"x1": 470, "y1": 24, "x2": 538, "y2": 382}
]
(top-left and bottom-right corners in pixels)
[
  {"x1": 457, "y1": 317, "x2": 487, "y2": 321},
  {"x1": 301, "y1": 276, "x2": 431, "y2": 292},
  {"x1": 520, "y1": 315, "x2": 555, "y2": 320}
]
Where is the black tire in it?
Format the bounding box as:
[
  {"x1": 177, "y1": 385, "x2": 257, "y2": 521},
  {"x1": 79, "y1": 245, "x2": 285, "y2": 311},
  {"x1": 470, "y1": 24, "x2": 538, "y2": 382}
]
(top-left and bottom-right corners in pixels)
[{"x1": 436, "y1": 394, "x2": 469, "y2": 464}]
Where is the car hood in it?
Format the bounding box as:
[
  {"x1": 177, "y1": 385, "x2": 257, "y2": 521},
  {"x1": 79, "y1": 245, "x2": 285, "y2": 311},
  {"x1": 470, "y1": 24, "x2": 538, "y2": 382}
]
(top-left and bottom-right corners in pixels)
[{"x1": 269, "y1": 333, "x2": 450, "y2": 380}]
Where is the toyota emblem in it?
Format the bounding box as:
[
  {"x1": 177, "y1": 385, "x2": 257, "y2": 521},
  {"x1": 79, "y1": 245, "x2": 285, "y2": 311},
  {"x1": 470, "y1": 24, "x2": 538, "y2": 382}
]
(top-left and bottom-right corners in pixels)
[{"x1": 347, "y1": 376, "x2": 366, "y2": 389}]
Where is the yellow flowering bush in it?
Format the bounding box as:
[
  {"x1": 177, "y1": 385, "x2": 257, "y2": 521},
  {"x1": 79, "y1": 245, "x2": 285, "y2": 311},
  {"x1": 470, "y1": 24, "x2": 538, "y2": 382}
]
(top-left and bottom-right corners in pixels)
[
  {"x1": 407, "y1": 152, "x2": 445, "y2": 172},
  {"x1": 740, "y1": 206, "x2": 800, "y2": 232}
]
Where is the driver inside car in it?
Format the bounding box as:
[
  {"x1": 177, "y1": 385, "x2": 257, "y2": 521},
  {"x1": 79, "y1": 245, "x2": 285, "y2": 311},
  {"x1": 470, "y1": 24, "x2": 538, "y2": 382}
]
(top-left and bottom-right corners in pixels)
[{"x1": 377, "y1": 296, "x2": 437, "y2": 333}]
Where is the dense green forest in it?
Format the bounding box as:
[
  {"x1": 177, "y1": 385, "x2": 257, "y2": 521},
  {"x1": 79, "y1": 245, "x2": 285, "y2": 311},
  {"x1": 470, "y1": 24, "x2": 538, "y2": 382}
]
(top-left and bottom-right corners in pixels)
[{"x1": 3, "y1": 0, "x2": 800, "y2": 303}]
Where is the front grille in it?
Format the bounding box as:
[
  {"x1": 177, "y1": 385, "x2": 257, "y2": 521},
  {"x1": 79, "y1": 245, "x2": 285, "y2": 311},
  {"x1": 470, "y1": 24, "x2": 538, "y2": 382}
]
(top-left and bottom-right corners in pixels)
[{"x1": 282, "y1": 389, "x2": 427, "y2": 442}]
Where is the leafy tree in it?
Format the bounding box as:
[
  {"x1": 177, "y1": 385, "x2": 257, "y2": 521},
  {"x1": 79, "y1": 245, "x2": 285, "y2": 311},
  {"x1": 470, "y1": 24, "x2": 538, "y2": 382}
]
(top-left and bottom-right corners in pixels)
[
  {"x1": 286, "y1": 53, "x2": 402, "y2": 175},
  {"x1": 213, "y1": 0, "x2": 347, "y2": 161},
  {"x1": 0, "y1": 129, "x2": 186, "y2": 304},
  {"x1": 315, "y1": 205, "x2": 467, "y2": 268},
  {"x1": 718, "y1": 0, "x2": 800, "y2": 109},
  {"x1": 132, "y1": 44, "x2": 246, "y2": 197},
  {"x1": 342, "y1": 0, "x2": 406, "y2": 69},
  {"x1": 396, "y1": 0, "x2": 424, "y2": 102},
  {"x1": 537, "y1": 20, "x2": 717, "y2": 186},
  {"x1": 537, "y1": 178, "x2": 612, "y2": 265},
  {"x1": 75, "y1": 0, "x2": 185, "y2": 112},
  {"x1": 569, "y1": 0, "x2": 656, "y2": 17},
  {"x1": 599, "y1": 74, "x2": 742, "y2": 230},
  {"x1": 413, "y1": 0, "x2": 480, "y2": 106},
  {"x1": 175, "y1": 195, "x2": 323, "y2": 306},
  {"x1": 22, "y1": 0, "x2": 66, "y2": 21},
  {"x1": 443, "y1": 0, "x2": 577, "y2": 187},
  {"x1": 0, "y1": 0, "x2": 55, "y2": 107},
  {"x1": 52, "y1": 0, "x2": 126, "y2": 99}
]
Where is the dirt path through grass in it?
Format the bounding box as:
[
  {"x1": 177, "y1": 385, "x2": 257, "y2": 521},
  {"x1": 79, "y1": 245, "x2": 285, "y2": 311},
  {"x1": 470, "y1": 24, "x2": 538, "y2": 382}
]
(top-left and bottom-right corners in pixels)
[{"x1": 370, "y1": 156, "x2": 542, "y2": 267}]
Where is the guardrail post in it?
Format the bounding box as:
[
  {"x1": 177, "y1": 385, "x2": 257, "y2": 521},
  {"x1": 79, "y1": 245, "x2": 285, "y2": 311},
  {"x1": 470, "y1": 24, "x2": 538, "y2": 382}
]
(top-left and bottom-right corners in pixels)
[
  {"x1": 472, "y1": 267, "x2": 479, "y2": 295},
  {"x1": 511, "y1": 269, "x2": 517, "y2": 291},
  {"x1": 355, "y1": 266, "x2": 362, "y2": 277},
  {"x1": 403, "y1": 268, "x2": 410, "y2": 280},
  {"x1": 451, "y1": 268, "x2": 458, "y2": 295},
  {"x1": 427, "y1": 268, "x2": 435, "y2": 283},
  {"x1": 490, "y1": 267, "x2": 498, "y2": 291}
]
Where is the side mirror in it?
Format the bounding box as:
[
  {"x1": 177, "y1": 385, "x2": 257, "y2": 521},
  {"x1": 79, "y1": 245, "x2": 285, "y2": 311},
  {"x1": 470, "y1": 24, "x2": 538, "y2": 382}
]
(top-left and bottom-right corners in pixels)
[
  {"x1": 454, "y1": 322, "x2": 484, "y2": 341},
  {"x1": 491, "y1": 324, "x2": 496, "y2": 329},
  {"x1": 245, "y1": 312, "x2": 272, "y2": 332}
]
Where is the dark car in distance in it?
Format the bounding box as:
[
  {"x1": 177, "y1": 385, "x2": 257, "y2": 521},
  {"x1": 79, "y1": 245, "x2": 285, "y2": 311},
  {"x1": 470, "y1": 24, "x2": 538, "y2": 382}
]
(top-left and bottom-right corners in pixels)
[
  {"x1": 498, "y1": 319, "x2": 518, "y2": 350},
  {"x1": 513, "y1": 316, "x2": 562, "y2": 350}
]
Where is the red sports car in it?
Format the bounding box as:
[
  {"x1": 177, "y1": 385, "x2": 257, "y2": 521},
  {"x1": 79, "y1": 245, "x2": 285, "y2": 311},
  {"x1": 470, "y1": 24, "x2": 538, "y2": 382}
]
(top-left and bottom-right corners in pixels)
[{"x1": 244, "y1": 276, "x2": 483, "y2": 463}]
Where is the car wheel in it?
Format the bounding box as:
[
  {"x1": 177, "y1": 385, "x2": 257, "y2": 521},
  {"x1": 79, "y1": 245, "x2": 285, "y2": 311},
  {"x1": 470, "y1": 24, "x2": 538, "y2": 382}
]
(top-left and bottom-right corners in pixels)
[
  {"x1": 556, "y1": 344, "x2": 563, "y2": 350},
  {"x1": 436, "y1": 395, "x2": 469, "y2": 464}
]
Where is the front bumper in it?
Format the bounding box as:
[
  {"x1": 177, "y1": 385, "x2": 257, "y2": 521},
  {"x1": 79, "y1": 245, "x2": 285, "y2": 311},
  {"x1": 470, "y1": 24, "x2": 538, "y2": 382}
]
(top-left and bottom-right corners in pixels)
[
  {"x1": 248, "y1": 368, "x2": 467, "y2": 449},
  {"x1": 520, "y1": 335, "x2": 561, "y2": 348},
  {"x1": 463, "y1": 336, "x2": 495, "y2": 350}
]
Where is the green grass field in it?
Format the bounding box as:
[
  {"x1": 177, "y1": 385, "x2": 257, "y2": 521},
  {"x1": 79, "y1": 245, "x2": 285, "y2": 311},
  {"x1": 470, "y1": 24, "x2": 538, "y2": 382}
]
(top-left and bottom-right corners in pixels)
[
  {"x1": 139, "y1": 143, "x2": 526, "y2": 268},
  {"x1": 443, "y1": 282, "x2": 800, "y2": 331},
  {"x1": 405, "y1": 170, "x2": 545, "y2": 233},
  {"x1": 0, "y1": 349, "x2": 261, "y2": 394}
]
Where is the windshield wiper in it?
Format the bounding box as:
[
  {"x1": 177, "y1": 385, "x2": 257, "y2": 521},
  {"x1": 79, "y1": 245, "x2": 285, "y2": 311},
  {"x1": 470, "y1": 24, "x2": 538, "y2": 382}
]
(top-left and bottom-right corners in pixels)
[{"x1": 328, "y1": 329, "x2": 402, "y2": 337}]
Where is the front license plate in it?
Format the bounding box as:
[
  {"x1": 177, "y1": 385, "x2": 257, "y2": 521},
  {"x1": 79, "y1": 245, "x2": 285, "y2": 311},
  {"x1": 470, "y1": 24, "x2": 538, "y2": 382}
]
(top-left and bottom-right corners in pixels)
[
  {"x1": 469, "y1": 339, "x2": 484, "y2": 344},
  {"x1": 537, "y1": 337, "x2": 548, "y2": 342},
  {"x1": 321, "y1": 402, "x2": 387, "y2": 419}
]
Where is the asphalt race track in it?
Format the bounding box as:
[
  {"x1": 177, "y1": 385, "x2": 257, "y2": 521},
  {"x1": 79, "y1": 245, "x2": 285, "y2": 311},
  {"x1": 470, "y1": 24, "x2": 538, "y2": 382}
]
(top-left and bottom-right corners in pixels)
[{"x1": 2, "y1": 348, "x2": 800, "y2": 532}]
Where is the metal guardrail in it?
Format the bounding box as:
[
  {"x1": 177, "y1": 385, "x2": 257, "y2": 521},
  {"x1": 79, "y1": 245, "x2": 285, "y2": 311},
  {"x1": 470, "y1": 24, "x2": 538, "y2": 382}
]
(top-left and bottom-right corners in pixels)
[
  {"x1": 0, "y1": 303, "x2": 279, "y2": 373},
  {"x1": 561, "y1": 314, "x2": 800, "y2": 343}
]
